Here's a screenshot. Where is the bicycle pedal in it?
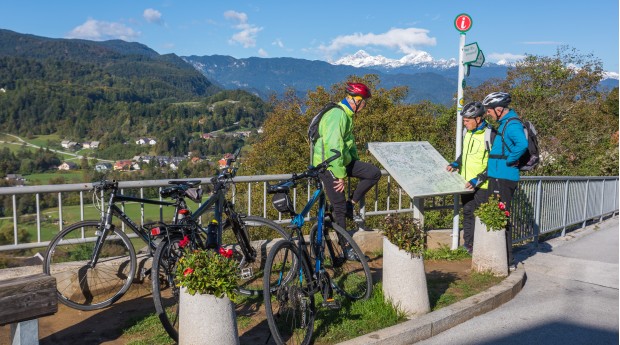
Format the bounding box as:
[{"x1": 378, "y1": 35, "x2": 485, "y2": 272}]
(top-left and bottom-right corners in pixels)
[
  {"x1": 321, "y1": 298, "x2": 341, "y2": 310},
  {"x1": 239, "y1": 267, "x2": 254, "y2": 280}
]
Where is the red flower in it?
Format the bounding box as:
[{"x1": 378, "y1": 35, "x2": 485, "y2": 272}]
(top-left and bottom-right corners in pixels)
[
  {"x1": 183, "y1": 268, "x2": 194, "y2": 276},
  {"x1": 498, "y1": 202, "x2": 506, "y2": 210},
  {"x1": 219, "y1": 247, "x2": 233, "y2": 258},
  {"x1": 179, "y1": 235, "x2": 190, "y2": 248},
  {"x1": 504, "y1": 211, "x2": 511, "y2": 217}
]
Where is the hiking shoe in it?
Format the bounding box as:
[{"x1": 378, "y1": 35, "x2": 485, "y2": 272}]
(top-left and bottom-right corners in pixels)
[
  {"x1": 345, "y1": 248, "x2": 369, "y2": 262},
  {"x1": 509, "y1": 262, "x2": 518, "y2": 272},
  {"x1": 463, "y1": 244, "x2": 473, "y2": 255}
]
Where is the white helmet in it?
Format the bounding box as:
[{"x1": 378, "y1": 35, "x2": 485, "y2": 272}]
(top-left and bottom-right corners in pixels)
[{"x1": 482, "y1": 92, "x2": 511, "y2": 108}]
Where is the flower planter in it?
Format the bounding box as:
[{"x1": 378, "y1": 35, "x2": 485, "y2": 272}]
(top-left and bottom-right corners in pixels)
[
  {"x1": 382, "y1": 237, "x2": 430, "y2": 317},
  {"x1": 179, "y1": 287, "x2": 239, "y2": 345},
  {"x1": 471, "y1": 216, "x2": 508, "y2": 277}
]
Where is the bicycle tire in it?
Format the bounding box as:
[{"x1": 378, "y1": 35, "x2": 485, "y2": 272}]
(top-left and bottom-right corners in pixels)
[
  {"x1": 310, "y1": 222, "x2": 373, "y2": 300},
  {"x1": 43, "y1": 220, "x2": 136, "y2": 310},
  {"x1": 221, "y1": 215, "x2": 289, "y2": 295},
  {"x1": 151, "y1": 234, "x2": 184, "y2": 342},
  {"x1": 263, "y1": 240, "x2": 315, "y2": 345}
]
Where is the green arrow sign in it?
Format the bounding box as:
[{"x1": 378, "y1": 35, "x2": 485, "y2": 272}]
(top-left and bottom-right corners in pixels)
[
  {"x1": 463, "y1": 42, "x2": 480, "y2": 64},
  {"x1": 468, "y1": 50, "x2": 485, "y2": 68}
]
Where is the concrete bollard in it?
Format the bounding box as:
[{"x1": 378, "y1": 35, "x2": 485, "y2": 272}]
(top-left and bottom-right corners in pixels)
[
  {"x1": 382, "y1": 237, "x2": 430, "y2": 317},
  {"x1": 179, "y1": 287, "x2": 239, "y2": 345},
  {"x1": 471, "y1": 217, "x2": 508, "y2": 277}
]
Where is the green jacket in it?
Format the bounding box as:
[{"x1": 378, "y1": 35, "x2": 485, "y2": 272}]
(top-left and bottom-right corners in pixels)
[
  {"x1": 453, "y1": 123, "x2": 493, "y2": 189},
  {"x1": 312, "y1": 101, "x2": 359, "y2": 178}
]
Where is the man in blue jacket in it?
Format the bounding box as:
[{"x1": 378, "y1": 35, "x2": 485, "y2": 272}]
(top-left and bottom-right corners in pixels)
[{"x1": 483, "y1": 92, "x2": 527, "y2": 270}]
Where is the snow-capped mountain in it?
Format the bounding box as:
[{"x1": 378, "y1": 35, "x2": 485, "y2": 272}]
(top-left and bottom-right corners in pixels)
[{"x1": 333, "y1": 50, "x2": 457, "y2": 69}]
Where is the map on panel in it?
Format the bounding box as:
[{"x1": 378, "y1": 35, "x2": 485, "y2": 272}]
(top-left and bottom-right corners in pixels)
[{"x1": 368, "y1": 141, "x2": 472, "y2": 198}]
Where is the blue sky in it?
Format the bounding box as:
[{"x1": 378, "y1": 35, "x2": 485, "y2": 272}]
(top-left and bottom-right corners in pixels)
[{"x1": 0, "y1": 1, "x2": 618, "y2": 73}]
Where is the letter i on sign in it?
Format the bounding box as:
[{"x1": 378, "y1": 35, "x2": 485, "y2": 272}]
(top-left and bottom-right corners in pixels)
[{"x1": 454, "y1": 14, "x2": 472, "y2": 33}]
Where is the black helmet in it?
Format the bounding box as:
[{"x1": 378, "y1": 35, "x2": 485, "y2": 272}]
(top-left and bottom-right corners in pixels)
[
  {"x1": 482, "y1": 92, "x2": 511, "y2": 108},
  {"x1": 461, "y1": 101, "x2": 485, "y2": 118}
]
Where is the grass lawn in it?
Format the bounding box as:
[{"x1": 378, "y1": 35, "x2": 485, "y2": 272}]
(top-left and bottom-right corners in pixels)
[
  {"x1": 27, "y1": 134, "x2": 62, "y2": 148},
  {"x1": 2, "y1": 201, "x2": 180, "y2": 244},
  {"x1": 25, "y1": 171, "x2": 86, "y2": 185}
]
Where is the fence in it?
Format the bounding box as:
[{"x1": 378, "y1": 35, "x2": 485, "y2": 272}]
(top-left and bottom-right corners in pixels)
[{"x1": 0, "y1": 174, "x2": 617, "y2": 252}]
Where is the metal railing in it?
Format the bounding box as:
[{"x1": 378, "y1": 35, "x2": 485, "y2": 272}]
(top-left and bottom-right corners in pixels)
[{"x1": 0, "y1": 174, "x2": 617, "y2": 252}]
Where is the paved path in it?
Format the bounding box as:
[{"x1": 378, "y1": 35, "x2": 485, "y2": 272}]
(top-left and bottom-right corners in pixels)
[{"x1": 417, "y1": 216, "x2": 619, "y2": 345}]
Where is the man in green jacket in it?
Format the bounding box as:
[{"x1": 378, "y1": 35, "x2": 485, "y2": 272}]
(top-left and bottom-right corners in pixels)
[
  {"x1": 446, "y1": 101, "x2": 495, "y2": 254},
  {"x1": 312, "y1": 82, "x2": 381, "y2": 233}
]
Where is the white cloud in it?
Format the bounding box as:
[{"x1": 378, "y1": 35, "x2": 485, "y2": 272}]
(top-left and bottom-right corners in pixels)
[
  {"x1": 66, "y1": 19, "x2": 140, "y2": 41},
  {"x1": 258, "y1": 48, "x2": 268, "y2": 57},
  {"x1": 489, "y1": 52, "x2": 526, "y2": 65},
  {"x1": 272, "y1": 39, "x2": 284, "y2": 48},
  {"x1": 143, "y1": 8, "x2": 163, "y2": 24},
  {"x1": 319, "y1": 27, "x2": 436, "y2": 56},
  {"x1": 224, "y1": 10, "x2": 262, "y2": 48}
]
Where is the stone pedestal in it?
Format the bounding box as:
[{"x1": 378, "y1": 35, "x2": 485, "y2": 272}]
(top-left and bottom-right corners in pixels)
[
  {"x1": 179, "y1": 287, "x2": 239, "y2": 345},
  {"x1": 472, "y1": 217, "x2": 508, "y2": 277},
  {"x1": 382, "y1": 237, "x2": 430, "y2": 317}
]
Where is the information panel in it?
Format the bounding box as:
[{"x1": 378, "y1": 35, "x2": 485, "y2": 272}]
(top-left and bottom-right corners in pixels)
[{"x1": 368, "y1": 141, "x2": 472, "y2": 198}]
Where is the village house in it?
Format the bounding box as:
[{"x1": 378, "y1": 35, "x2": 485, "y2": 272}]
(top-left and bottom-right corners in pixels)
[
  {"x1": 82, "y1": 141, "x2": 100, "y2": 149},
  {"x1": 135, "y1": 138, "x2": 157, "y2": 145},
  {"x1": 114, "y1": 160, "x2": 133, "y2": 171},
  {"x1": 5, "y1": 174, "x2": 25, "y2": 186},
  {"x1": 60, "y1": 140, "x2": 79, "y2": 149},
  {"x1": 58, "y1": 161, "x2": 78, "y2": 170},
  {"x1": 94, "y1": 162, "x2": 112, "y2": 172}
]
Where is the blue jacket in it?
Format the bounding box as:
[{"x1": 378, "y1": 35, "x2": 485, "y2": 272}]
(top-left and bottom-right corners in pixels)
[{"x1": 488, "y1": 110, "x2": 527, "y2": 181}]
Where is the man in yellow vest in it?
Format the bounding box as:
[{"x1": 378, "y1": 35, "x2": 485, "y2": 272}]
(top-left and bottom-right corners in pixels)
[{"x1": 446, "y1": 101, "x2": 495, "y2": 254}]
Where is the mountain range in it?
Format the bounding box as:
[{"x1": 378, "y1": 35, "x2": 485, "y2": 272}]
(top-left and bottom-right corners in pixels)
[{"x1": 0, "y1": 28, "x2": 616, "y2": 106}]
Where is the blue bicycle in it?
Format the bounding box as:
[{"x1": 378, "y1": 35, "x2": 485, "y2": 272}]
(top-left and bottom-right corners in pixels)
[{"x1": 263, "y1": 150, "x2": 373, "y2": 345}]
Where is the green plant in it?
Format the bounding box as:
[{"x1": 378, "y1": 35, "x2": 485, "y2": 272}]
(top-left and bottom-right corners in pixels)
[
  {"x1": 383, "y1": 213, "x2": 425, "y2": 257},
  {"x1": 474, "y1": 194, "x2": 510, "y2": 231},
  {"x1": 175, "y1": 247, "x2": 239, "y2": 300}
]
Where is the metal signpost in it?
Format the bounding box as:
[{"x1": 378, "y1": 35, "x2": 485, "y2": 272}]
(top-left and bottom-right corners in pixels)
[{"x1": 453, "y1": 13, "x2": 472, "y2": 250}]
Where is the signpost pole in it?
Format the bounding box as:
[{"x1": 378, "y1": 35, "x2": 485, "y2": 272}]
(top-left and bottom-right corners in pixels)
[{"x1": 452, "y1": 32, "x2": 466, "y2": 250}]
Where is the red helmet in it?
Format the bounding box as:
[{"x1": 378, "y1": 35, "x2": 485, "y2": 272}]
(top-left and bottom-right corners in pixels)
[{"x1": 345, "y1": 82, "x2": 371, "y2": 99}]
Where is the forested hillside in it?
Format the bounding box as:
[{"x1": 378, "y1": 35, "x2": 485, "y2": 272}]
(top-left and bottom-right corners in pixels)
[{"x1": 0, "y1": 29, "x2": 269, "y2": 160}]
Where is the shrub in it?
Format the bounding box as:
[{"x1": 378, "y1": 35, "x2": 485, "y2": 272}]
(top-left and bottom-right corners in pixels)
[{"x1": 383, "y1": 213, "x2": 425, "y2": 257}]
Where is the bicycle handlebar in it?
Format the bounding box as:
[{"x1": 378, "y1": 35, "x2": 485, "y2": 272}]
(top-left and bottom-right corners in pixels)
[{"x1": 92, "y1": 180, "x2": 118, "y2": 191}]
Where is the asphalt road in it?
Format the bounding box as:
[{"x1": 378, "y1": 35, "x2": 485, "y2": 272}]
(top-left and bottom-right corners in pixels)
[{"x1": 417, "y1": 216, "x2": 619, "y2": 345}]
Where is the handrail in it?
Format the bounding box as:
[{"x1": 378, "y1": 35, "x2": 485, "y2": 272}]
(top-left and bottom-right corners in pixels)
[{"x1": 0, "y1": 173, "x2": 617, "y2": 252}]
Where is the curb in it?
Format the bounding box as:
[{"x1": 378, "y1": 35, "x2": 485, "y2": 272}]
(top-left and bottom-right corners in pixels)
[{"x1": 337, "y1": 266, "x2": 526, "y2": 345}]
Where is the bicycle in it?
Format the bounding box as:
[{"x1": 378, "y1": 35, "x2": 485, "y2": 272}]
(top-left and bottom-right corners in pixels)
[
  {"x1": 43, "y1": 178, "x2": 198, "y2": 310},
  {"x1": 151, "y1": 149, "x2": 289, "y2": 341},
  {"x1": 263, "y1": 149, "x2": 373, "y2": 345}
]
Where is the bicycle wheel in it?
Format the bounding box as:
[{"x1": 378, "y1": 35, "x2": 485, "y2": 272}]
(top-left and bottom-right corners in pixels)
[
  {"x1": 151, "y1": 235, "x2": 184, "y2": 342},
  {"x1": 264, "y1": 240, "x2": 315, "y2": 345},
  {"x1": 310, "y1": 221, "x2": 372, "y2": 300},
  {"x1": 44, "y1": 220, "x2": 136, "y2": 310},
  {"x1": 221, "y1": 215, "x2": 289, "y2": 295}
]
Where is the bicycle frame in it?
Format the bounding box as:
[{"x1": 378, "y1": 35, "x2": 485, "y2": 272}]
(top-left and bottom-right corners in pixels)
[{"x1": 90, "y1": 187, "x2": 177, "y2": 267}]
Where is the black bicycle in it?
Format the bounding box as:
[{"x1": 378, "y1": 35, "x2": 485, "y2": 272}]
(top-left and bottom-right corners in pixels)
[
  {"x1": 263, "y1": 150, "x2": 373, "y2": 345},
  {"x1": 43, "y1": 179, "x2": 196, "y2": 310},
  {"x1": 151, "y1": 149, "x2": 289, "y2": 342}
]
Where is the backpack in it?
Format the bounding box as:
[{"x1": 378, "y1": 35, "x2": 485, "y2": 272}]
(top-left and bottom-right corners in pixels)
[
  {"x1": 498, "y1": 118, "x2": 540, "y2": 171},
  {"x1": 307, "y1": 102, "x2": 341, "y2": 143}
]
